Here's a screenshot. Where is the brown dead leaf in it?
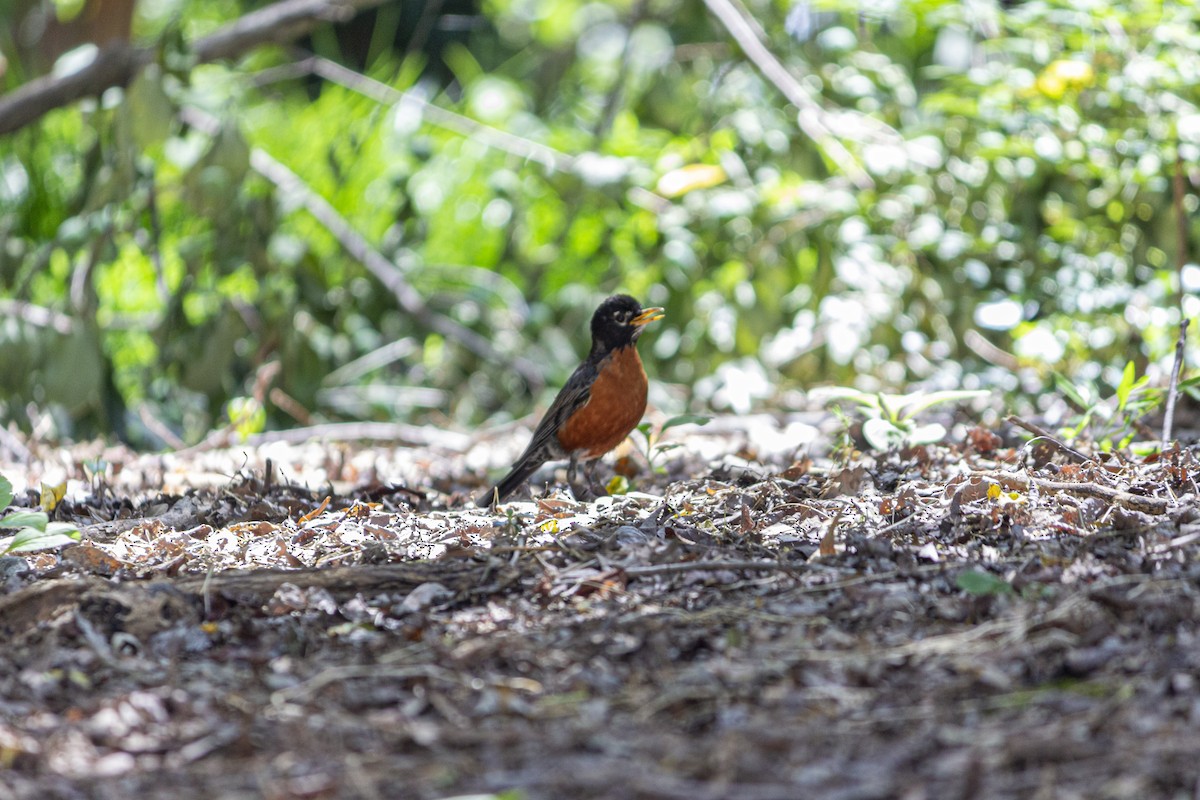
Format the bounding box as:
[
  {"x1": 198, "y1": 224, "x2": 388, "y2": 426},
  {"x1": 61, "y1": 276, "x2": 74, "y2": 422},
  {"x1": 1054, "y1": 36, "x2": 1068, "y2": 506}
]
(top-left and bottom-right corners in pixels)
[
  {"x1": 781, "y1": 459, "x2": 812, "y2": 480},
  {"x1": 818, "y1": 523, "x2": 836, "y2": 557},
  {"x1": 823, "y1": 466, "x2": 870, "y2": 497},
  {"x1": 297, "y1": 496, "x2": 331, "y2": 524},
  {"x1": 967, "y1": 426, "x2": 1003, "y2": 454},
  {"x1": 61, "y1": 543, "x2": 127, "y2": 576}
]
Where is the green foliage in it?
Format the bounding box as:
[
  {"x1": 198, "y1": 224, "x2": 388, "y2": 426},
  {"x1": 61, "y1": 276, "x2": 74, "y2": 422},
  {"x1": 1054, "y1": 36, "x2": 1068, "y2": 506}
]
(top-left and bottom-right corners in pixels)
[
  {"x1": 227, "y1": 396, "x2": 267, "y2": 442},
  {"x1": 0, "y1": 475, "x2": 81, "y2": 555},
  {"x1": 1, "y1": 0, "x2": 1198, "y2": 444},
  {"x1": 1054, "y1": 360, "x2": 1158, "y2": 451},
  {"x1": 815, "y1": 388, "x2": 989, "y2": 451},
  {"x1": 633, "y1": 414, "x2": 712, "y2": 472},
  {"x1": 956, "y1": 569, "x2": 1014, "y2": 598}
]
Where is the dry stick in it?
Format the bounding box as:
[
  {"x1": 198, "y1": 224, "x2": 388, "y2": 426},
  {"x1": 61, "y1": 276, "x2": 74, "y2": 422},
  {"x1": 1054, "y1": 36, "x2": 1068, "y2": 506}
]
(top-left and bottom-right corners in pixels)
[
  {"x1": 699, "y1": 0, "x2": 897, "y2": 190},
  {"x1": 258, "y1": 57, "x2": 676, "y2": 214},
  {"x1": 1174, "y1": 153, "x2": 1189, "y2": 307},
  {"x1": 963, "y1": 329, "x2": 1019, "y2": 371},
  {"x1": 247, "y1": 147, "x2": 546, "y2": 389},
  {"x1": 308, "y1": 58, "x2": 578, "y2": 174},
  {"x1": 1161, "y1": 318, "x2": 1190, "y2": 450},
  {"x1": 183, "y1": 105, "x2": 548, "y2": 390},
  {"x1": 0, "y1": 0, "x2": 388, "y2": 136},
  {"x1": 1005, "y1": 415, "x2": 1091, "y2": 464},
  {"x1": 624, "y1": 560, "x2": 799, "y2": 577},
  {"x1": 1026, "y1": 476, "x2": 1169, "y2": 514},
  {"x1": 240, "y1": 420, "x2": 471, "y2": 449},
  {"x1": 1164, "y1": 153, "x2": 1192, "y2": 449}
]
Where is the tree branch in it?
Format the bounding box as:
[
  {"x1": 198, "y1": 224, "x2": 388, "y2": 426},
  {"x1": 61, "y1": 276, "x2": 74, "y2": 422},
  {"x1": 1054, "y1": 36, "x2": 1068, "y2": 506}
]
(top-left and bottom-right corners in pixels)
[
  {"x1": 177, "y1": 105, "x2": 546, "y2": 390},
  {"x1": 246, "y1": 146, "x2": 547, "y2": 389},
  {"x1": 1162, "y1": 318, "x2": 1190, "y2": 450},
  {"x1": 309, "y1": 57, "x2": 578, "y2": 174},
  {"x1": 0, "y1": 0, "x2": 389, "y2": 136},
  {"x1": 700, "y1": 0, "x2": 899, "y2": 189}
]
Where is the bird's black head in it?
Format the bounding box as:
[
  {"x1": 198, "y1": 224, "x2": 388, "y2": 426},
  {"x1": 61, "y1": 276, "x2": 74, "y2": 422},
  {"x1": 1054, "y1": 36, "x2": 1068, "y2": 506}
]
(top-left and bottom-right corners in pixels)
[{"x1": 589, "y1": 294, "x2": 665, "y2": 354}]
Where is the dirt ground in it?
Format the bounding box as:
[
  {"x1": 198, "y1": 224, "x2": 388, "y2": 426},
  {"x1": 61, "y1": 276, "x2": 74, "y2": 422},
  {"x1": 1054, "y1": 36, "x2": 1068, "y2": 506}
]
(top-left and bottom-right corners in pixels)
[{"x1": 2, "y1": 413, "x2": 1199, "y2": 799}]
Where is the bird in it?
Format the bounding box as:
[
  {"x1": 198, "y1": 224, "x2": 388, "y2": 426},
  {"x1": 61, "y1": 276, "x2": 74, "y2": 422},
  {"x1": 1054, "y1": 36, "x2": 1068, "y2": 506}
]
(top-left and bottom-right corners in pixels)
[{"x1": 477, "y1": 294, "x2": 665, "y2": 506}]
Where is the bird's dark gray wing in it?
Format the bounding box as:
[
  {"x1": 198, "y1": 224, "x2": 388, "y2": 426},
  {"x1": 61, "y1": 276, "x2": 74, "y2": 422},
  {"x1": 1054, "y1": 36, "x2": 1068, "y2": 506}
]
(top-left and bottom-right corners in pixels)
[{"x1": 477, "y1": 359, "x2": 599, "y2": 504}]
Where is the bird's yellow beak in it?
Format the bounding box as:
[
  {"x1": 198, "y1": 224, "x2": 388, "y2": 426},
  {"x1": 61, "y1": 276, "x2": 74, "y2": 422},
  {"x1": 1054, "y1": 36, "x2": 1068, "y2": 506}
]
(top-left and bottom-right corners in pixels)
[{"x1": 632, "y1": 307, "x2": 665, "y2": 326}]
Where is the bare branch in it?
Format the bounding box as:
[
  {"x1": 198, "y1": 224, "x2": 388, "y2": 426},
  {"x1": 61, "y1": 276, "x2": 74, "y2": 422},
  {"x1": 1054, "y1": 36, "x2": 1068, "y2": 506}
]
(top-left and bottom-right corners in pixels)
[
  {"x1": 1162, "y1": 318, "x2": 1190, "y2": 449},
  {"x1": 177, "y1": 105, "x2": 545, "y2": 390},
  {"x1": 309, "y1": 58, "x2": 578, "y2": 174},
  {"x1": 0, "y1": 0, "x2": 389, "y2": 136},
  {"x1": 246, "y1": 146, "x2": 546, "y2": 389},
  {"x1": 700, "y1": 0, "x2": 898, "y2": 189},
  {"x1": 1005, "y1": 415, "x2": 1091, "y2": 464}
]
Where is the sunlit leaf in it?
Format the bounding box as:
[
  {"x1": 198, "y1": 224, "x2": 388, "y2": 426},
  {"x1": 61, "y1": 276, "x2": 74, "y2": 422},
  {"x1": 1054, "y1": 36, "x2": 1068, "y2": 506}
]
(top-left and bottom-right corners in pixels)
[
  {"x1": 896, "y1": 390, "x2": 990, "y2": 419},
  {"x1": 1, "y1": 523, "x2": 81, "y2": 555},
  {"x1": 810, "y1": 387, "x2": 883, "y2": 412},
  {"x1": 40, "y1": 481, "x2": 66, "y2": 513},
  {"x1": 862, "y1": 418, "x2": 906, "y2": 451},
  {"x1": 0, "y1": 510, "x2": 49, "y2": 530},
  {"x1": 660, "y1": 414, "x2": 712, "y2": 433},
  {"x1": 1053, "y1": 373, "x2": 1092, "y2": 410},
  {"x1": 228, "y1": 397, "x2": 266, "y2": 442},
  {"x1": 0, "y1": 475, "x2": 12, "y2": 512},
  {"x1": 606, "y1": 475, "x2": 629, "y2": 496},
  {"x1": 656, "y1": 164, "x2": 727, "y2": 198},
  {"x1": 908, "y1": 422, "x2": 947, "y2": 445}
]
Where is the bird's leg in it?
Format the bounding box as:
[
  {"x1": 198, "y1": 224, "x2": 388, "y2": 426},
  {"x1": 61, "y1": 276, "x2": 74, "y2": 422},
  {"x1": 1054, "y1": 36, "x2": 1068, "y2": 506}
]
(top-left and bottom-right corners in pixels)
[
  {"x1": 567, "y1": 455, "x2": 597, "y2": 500},
  {"x1": 566, "y1": 455, "x2": 583, "y2": 499},
  {"x1": 584, "y1": 459, "x2": 602, "y2": 496}
]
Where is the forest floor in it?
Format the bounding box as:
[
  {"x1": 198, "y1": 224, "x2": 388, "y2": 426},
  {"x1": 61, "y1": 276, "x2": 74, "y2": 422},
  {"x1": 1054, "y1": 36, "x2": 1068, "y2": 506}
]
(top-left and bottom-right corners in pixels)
[{"x1": 1, "y1": 412, "x2": 1199, "y2": 800}]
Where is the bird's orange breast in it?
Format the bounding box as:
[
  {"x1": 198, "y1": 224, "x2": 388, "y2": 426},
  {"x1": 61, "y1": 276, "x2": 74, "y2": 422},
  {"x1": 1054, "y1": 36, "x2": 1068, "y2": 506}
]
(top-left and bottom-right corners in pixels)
[{"x1": 556, "y1": 346, "x2": 648, "y2": 459}]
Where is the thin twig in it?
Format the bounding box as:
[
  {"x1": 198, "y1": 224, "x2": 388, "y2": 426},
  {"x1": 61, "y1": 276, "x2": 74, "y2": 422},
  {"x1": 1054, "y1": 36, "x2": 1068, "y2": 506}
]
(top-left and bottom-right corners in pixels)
[
  {"x1": 624, "y1": 559, "x2": 799, "y2": 577},
  {"x1": 246, "y1": 145, "x2": 545, "y2": 389},
  {"x1": 964, "y1": 329, "x2": 1019, "y2": 371},
  {"x1": 1162, "y1": 318, "x2": 1190, "y2": 449},
  {"x1": 699, "y1": 0, "x2": 897, "y2": 189},
  {"x1": 1027, "y1": 476, "x2": 1169, "y2": 514},
  {"x1": 1005, "y1": 415, "x2": 1091, "y2": 464},
  {"x1": 1174, "y1": 153, "x2": 1189, "y2": 311},
  {"x1": 180, "y1": 105, "x2": 547, "y2": 390},
  {"x1": 310, "y1": 57, "x2": 578, "y2": 174},
  {"x1": 137, "y1": 405, "x2": 187, "y2": 450},
  {"x1": 243, "y1": 420, "x2": 471, "y2": 449},
  {"x1": 147, "y1": 166, "x2": 170, "y2": 305},
  {"x1": 969, "y1": 468, "x2": 1170, "y2": 514}
]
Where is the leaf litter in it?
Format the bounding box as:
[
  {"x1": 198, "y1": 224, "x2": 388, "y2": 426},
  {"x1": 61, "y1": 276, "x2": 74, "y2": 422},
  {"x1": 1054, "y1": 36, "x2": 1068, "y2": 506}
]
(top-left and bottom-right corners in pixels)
[{"x1": 1, "y1": 415, "x2": 1199, "y2": 798}]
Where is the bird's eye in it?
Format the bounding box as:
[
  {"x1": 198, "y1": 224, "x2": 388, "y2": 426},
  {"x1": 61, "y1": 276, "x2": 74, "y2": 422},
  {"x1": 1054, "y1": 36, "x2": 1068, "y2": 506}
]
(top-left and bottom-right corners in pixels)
[{"x1": 614, "y1": 310, "x2": 629, "y2": 322}]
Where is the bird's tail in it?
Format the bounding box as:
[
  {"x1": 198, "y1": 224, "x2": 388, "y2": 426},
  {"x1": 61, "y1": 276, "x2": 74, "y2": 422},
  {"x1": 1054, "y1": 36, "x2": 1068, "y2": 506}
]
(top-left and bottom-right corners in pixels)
[{"x1": 476, "y1": 457, "x2": 546, "y2": 507}]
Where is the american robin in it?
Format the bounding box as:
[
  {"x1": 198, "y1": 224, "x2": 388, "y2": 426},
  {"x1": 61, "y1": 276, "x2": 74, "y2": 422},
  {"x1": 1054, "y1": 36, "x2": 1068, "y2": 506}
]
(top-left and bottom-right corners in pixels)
[{"x1": 477, "y1": 294, "x2": 665, "y2": 506}]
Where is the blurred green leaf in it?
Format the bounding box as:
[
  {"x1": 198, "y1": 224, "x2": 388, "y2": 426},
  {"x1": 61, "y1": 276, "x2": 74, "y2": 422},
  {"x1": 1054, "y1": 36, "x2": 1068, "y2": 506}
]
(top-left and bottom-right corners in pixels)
[
  {"x1": 0, "y1": 510, "x2": 49, "y2": 530},
  {"x1": 956, "y1": 570, "x2": 1014, "y2": 597},
  {"x1": 660, "y1": 414, "x2": 712, "y2": 433},
  {"x1": 1, "y1": 523, "x2": 81, "y2": 555}
]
